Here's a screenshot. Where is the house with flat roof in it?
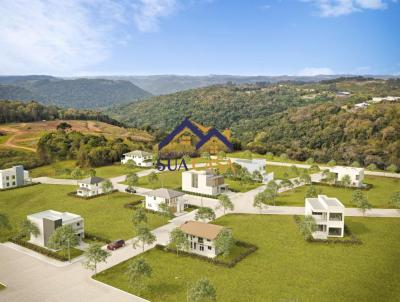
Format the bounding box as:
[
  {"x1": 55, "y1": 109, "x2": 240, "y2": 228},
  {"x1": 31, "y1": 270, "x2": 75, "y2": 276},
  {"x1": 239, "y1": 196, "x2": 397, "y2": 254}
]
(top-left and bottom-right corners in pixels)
[
  {"x1": 27, "y1": 210, "x2": 84, "y2": 247},
  {"x1": 182, "y1": 169, "x2": 228, "y2": 196},
  {"x1": 77, "y1": 176, "x2": 105, "y2": 197},
  {"x1": 305, "y1": 195, "x2": 345, "y2": 239},
  {"x1": 180, "y1": 221, "x2": 224, "y2": 258},
  {"x1": 0, "y1": 165, "x2": 30, "y2": 189},
  {"x1": 329, "y1": 166, "x2": 364, "y2": 187},
  {"x1": 230, "y1": 158, "x2": 274, "y2": 183},
  {"x1": 144, "y1": 188, "x2": 186, "y2": 214},
  {"x1": 121, "y1": 150, "x2": 153, "y2": 167}
]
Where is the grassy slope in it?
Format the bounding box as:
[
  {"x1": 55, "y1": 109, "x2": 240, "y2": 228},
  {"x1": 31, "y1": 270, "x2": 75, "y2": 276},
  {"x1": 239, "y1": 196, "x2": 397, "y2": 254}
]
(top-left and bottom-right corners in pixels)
[
  {"x1": 276, "y1": 176, "x2": 400, "y2": 208},
  {"x1": 0, "y1": 184, "x2": 168, "y2": 242},
  {"x1": 94, "y1": 214, "x2": 400, "y2": 302}
]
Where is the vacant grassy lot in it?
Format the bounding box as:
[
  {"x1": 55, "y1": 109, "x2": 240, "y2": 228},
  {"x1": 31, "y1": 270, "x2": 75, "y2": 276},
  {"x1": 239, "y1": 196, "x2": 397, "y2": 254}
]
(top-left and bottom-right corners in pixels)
[
  {"x1": 0, "y1": 184, "x2": 168, "y2": 242},
  {"x1": 276, "y1": 175, "x2": 400, "y2": 208},
  {"x1": 225, "y1": 179, "x2": 262, "y2": 192},
  {"x1": 30, "y1": 161, "x2": 146, "y2": 179},
  {"x1": 94, "y1": 214, "x2": 400, "y2": 302}
]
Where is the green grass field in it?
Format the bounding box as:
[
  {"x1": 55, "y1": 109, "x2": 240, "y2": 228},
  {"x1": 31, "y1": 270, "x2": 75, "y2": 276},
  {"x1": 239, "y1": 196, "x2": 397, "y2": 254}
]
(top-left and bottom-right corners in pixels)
[
  {"x1": 30, "y1": 161, "x2": 146, "y2": 179},
  {"x1": 0, "y1": 184, "x2": 168, "y2": 242},
  {"x1": 224, "y1": 179, "x2": 262, "y2": 192},
  {"x1": 94, "y1": 214, "x2": 400, "y2": 302},
  {"x1": 276, "y1": 175, "x2": 400, "y2": 208},
  {"x1": 56, "y1": 247, "x2": 84, "y2": 259}
]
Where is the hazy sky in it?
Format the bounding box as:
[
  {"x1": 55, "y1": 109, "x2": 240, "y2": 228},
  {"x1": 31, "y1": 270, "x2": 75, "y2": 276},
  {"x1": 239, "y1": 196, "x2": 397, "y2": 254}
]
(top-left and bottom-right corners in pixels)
[{"x1": 1, "y1": 0, "x2": 399, "y2": 76}]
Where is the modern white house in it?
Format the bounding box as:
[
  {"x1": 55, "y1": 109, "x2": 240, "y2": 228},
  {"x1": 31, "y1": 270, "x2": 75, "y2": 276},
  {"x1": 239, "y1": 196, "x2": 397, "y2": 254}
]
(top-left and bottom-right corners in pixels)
[
  {"x1": 121, "y1": 150, "x2": 153, "y2": 167},
  {"x1": 230, "y1": 158, "x2": 274, "y2": 183},
  {"x1": 77, "y1": 177, "x2": 105, "y2": 197},
  {"x1": 305, "y1": 195, "x2": 345, "y2": 239},
  {"x1": 329, "y1": 166, "x2": 364, "y2": 187},
  {"x1": 182, "y1": 169, "x2": 228, "y2": 196},
  {"x1": 27, "y1": 210, "x2": 84, "y2": 247},
  {"x1": 180, "y1": 220, "x2": 224, "y2": 258},
  {"x1": 354, "y1": 102, "x2": 369, "y2": 109},
  {"x1": 0, "y1": 165, "x2": 30, "y2": 189},
  {"x1": 144, "y1": 188, "x2": 186, "y2": 214}
]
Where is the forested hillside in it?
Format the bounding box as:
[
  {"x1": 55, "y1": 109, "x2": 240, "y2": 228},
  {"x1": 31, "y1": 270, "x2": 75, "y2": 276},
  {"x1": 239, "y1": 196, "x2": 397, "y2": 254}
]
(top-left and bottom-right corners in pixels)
[
  {"x1": 0, "y1": 78, "x2": 151, "y2": 108},
  {"x1": 247, "y1": 102, "x2": 400, "y2": 170}
]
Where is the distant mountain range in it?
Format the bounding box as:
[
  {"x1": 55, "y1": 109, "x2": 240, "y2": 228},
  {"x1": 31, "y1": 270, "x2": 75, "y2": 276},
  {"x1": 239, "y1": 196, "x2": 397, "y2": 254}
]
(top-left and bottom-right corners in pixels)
[
  {"x1": 0, "y1": 76, "x2": 151, "y2": 109},
  {"x1": 87, "y1": 74, "x2": 399, "y2": 95}
]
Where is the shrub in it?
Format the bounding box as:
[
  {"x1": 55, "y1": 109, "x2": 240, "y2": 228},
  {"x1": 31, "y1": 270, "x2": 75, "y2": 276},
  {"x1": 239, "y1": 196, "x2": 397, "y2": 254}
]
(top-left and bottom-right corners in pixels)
[
  {"x1": 84, "y1": 232, "x2": 111, "y2": 244},
  {"x1": 9, "y1": 237, "x2": 68, "y2": 261}
]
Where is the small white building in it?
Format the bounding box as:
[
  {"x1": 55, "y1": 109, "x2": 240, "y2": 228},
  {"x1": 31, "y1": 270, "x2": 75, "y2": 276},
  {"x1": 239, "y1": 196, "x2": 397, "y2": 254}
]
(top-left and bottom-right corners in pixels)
[
  {"x1": 230, "y1": 158, "x2": 274, "y2": 183},
  {"x1": 182, "y1": 169, "x2": 228, "y2": 196},
  {"x1": 144, "y1": 188, "x2": 186, "y2": 214},
  {"x1": 180, "y1": 221, "x2": 224, "y2": 258},
  {"x1": 305, "y1": 195, "x2": 345, "y2": 239},
  {"x1": 354, "y1": 102, "x2": 369, "y2": 109},
  {"x1": 329, "y1": 166, "x2": 364, "y2": 187},
  {"x1": 371, "y1": 96, "x2": 400, "y2": 103},
  {"x1": 77, "y1": 177, "x2": 105, "y2": 197},
  {"x1": 27, "y1": 210, "x2": 84, "y2": 247},
  {"x1": 0, "y1": 165, "x2": 30, "y2": 189},
  {"x1": 121, "y1": 150, "x2": 153, "y2": 167}
]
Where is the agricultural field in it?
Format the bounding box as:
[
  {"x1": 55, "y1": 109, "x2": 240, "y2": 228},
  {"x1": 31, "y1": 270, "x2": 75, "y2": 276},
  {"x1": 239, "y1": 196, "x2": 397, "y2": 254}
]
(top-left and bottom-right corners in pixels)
[
  {"x1": 0, "y1": 184, "x2": 168, "y2": 242},
  {"x1": 276, "y1": 176, "x2": 400, "y2": 208},
  {"x1": 94, "y1": 214, "x2": 400, "y2": 302}
]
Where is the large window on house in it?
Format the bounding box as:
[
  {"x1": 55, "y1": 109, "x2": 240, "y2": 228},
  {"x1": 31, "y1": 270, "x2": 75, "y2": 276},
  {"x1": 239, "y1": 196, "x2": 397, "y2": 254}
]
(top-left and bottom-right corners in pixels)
[
  {"x1": 198, "y1": 237, "x2": 204, "y2": 243},
  {"x1": 199, "y1": 245, "x2": 204, "y2": 251},
  {"x1": 328, "y1": 227, "x2": 342, "y2": 236},
  {"x1": 312, "y1": 211, "x2": 323, "y2": 215},
  {"x1": 329, "y1": 213, "x2": 343, "y2": 221}
]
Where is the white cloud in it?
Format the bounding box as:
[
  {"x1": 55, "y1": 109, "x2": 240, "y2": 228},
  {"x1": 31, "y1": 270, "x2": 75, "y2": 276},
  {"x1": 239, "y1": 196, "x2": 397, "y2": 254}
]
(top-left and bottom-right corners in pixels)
[
  {"x1": 133, "y1": 0, "x2": 178, "y2": 32},
  {"x1": 297, "y1": 67, "x2": 335, "y2": 76},
  {"x1": 305, "y1": 0, "x2": 388, "y2": 17}
]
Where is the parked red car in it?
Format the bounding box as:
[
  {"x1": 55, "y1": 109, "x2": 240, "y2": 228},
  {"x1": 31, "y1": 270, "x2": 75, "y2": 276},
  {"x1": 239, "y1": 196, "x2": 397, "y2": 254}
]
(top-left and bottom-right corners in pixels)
[{"x1": 107, "y1": 239, "x2": 125, "y2": 251}]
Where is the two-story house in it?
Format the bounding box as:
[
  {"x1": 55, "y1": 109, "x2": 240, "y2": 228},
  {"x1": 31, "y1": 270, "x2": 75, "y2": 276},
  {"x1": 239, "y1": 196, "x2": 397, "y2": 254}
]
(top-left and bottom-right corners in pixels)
[
  {"x1": 144, "y1": 188, "x2": 186, "y2": 214},
  {"x1": 77, "y1": 176, "x2": 105, "y2": 197},
  {"x1": 27, "y1": 210, "x2": 84, "y2": 247},
  {"x1": 329, "y1": 166, "x2": 364, "y2": 188},
  {"x1": 0, "y1": 165, "x2": 30, "y2": 189},
  {"x1": 180, "y1": 221, "x2": 224, "y2": 258},
  {"x1": 121, "y1": 150, "x2": 153, "y2": 167},
  {"x1": 305, "y1": 195, "x2": 345, "y2": 239},
  {"x1": 182, "y1": 169, "x2": 228, "y2": 196}
]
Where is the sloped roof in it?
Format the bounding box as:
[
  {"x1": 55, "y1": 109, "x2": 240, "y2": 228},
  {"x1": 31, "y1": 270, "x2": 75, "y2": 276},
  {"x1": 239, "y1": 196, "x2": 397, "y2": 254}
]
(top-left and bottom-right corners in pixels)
[
  {"x1": 79, "y1": 176, "x2": 105, "y2": 185},
  {"x1": 145, "y1": 188, "x2": 184, "y2": 199},
  {"x1": 180, "y1": 221, "x2": 224, "y2": 240}
]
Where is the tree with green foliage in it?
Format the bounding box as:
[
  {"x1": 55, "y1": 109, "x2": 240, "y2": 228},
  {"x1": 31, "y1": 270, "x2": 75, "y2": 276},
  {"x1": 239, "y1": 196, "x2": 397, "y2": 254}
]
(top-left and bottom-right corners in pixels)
[
  {"x1": 126, "y1": 258, "x2": 152, "y2": 293},
  {"x1": 289, "y1": 165, "x2": 299, "y2": 176},
  {"x1": 340, "y1": 174, "x2": 352, "y2": 188},
  {"x1": 148, "y1": 172, "x2": 159, "y2": 185},
  {"x1": 265, "y1": 152, "x2": 274, "y2": 160},
  {"x1": 56, "y1": 122, "x2": 72, "y2": 131},
  {"x1": 126, "y1": 172, "x2": 139, "y2": 191},
  {"x1": 195, "y1": 207, "x2": 216, "y2": 222},
  {"x1": 126, "y1": 159, "x2": 136, "y2": 169},
  {"x1": 351, "y1": 161, "x2": 361, "y2": 168},
  {"x1": 327, "y1": 159, "x2": 336, "y2": 167},
  {"x1": 217, "y1": 151, "x2": 226, "y2": 160},
  {"x1": 252, "y1": 170, "x2": 263, "y2": 182},
  {"x1": 133, "y1": 226, "x2": 156, "y2": 252},
  {"x1": 367, "y1": 163, "x2": 377, "y2": 171},
  {"x1": 83, "y1": 243, "x2": 110, "y2": 274},
  {"x1": 300, "y1": 173, "x2": 311, "y2": 185},
  {"x1": 18, "y1": 219, "x2": 40, "y2": 239},
  {"x1": 306, "y1": 158, "x2": 314, "y2": 164},
  {"x1": 309, "y1": 164, "x2": 320, "y2": 172},
  {"x1": 159, "y1": 202, "x2": 174, "y2": 219},
  {"x1": 386, "y1": 164, "x2": 398, "y2": 173},
  {"x1": 132, "y1": 207, "x2": 148, "y2": 227},
  {"x1": 47, "y1": 225, "x2": 79, "y2": 262},
  {"x1": 168, "y1": 227, "x2": 189, "y2": 256},
  {"x1": 390, "y1": 192, "x2": 400, "y2": 210},
  {"x1": 324, "y1": 171, "x2": 337, "y2": 185},
  {"x1": 280, "y1": 178, "x2": 293, "y2": 189},
  {"x1": 214, "y1": 228, "x2": 234, "y2": 258},
  {"x1": 71, "y1": 167, "x2": 83, "y2": 180},
  {"x1": 253, "y1": 192, "x2": 267, "y2": 213},
  {"x1": 101, "y1": 179, "x2": 113, "y2": 197},
  {"x1": 298, "y1": 216, "x2": 317, "y2": 240},
  {"x1": 216, "y1": 194, "x2": 234, "y2": 214},
  {"x1": 188, "y1": 278, "x2": 217, "y2": 302},
  {"x1": 88, "y1": 168, "x2": 96, "y2": 177},
  {"x1": 279, "y1": 153, "x2": 288, "y2": 161},
  {"x1": 305, "y1": 185, "x2": 318, "y2": 198},
  {"x1": 351, "y1": 190, "x2": 371, "y2": 216},
  {"x1": 0, "y1": 213, "x2": 11, "y2": 230}
]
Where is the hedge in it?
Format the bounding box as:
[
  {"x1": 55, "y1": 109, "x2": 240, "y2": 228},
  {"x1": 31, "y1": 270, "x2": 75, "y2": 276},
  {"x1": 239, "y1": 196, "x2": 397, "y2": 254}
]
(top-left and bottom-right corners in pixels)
[
  {"x1": 312, "y1": 181, "x2": 373, "y2": 190},
  {"x1": 180, "y1": 190, "x2": 219, "y2": 199},
  {"x1": 155, "y1": 240, "x2": 258, "y2": 268},
  {"x1": 123, "y1": 200, "x2": 144, "y2": 209},
  {"x1": 0, "y1": 182, "x2": 39, "y2": 192},
  {"x1": 9, "y1": 237, "x2": 68, "y2": 261},
  {"x1": 293, "y1": 215, "x2": 362, "y2": 245}
]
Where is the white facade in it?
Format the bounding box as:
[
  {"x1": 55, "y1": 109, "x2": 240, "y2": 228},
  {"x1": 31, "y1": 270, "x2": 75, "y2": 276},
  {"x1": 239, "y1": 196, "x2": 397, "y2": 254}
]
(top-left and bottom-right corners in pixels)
[
  {"x1": 27, "y1": 210, "x2": 84, "y2": 247},
  {"x1": 329, "y1": 166, "x2": 364, "y2": 187},
  {"x1": 144, "y1": 188, "x2": 186, "y2": 214},
  {"x1": 182, "y1": 169, "x2": 228, "y2": 196},
  {"x1": 0, "y1": 165, "x2": 30, "y2": 189},
  {"x1": 121, "y1": 150, "x2": 153, "y2": 167},
  {"x1": 77, "y1": 177, "x2": 105, "y2": 197},
  {"x1": 180, "y1": 221, "x2": 223, "y2": 258},
  {"x1": 230, "y1": 158, "x2": 274, "y2": 183},
  {"x1": 305, "y1": 195, "x2": 345, "y2": 239},
  {"x1": 371, "y1": 96, "x2": 400, "y2": 103}
]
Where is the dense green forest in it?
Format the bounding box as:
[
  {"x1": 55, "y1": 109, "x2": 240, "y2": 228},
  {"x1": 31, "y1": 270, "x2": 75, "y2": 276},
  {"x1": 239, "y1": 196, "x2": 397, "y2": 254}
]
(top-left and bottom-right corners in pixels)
[
  {"x1": 0, "y1": 77, "x2": 151, "y2": 109},
  {"x1": 0, "y1": 100, "x2": 124, "y2": 126},
  {"x1": 247, "y1": 102, "x2": 400, "y2": 170},
  {"x1": 37, "y1": 130, "x2": 130, "y2": 167}
]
